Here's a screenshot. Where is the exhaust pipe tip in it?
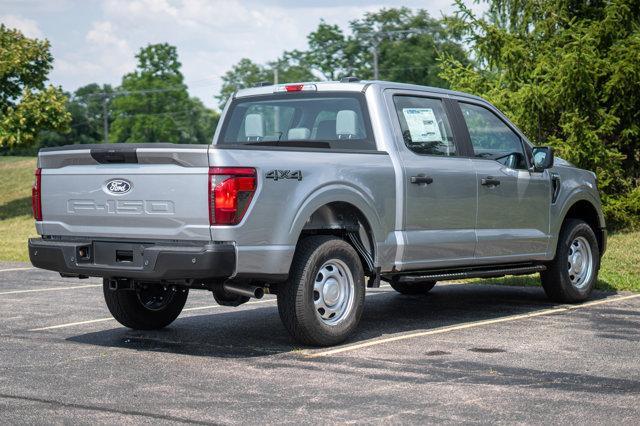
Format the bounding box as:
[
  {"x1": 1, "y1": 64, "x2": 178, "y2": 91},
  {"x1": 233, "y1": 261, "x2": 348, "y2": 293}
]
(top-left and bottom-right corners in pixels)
[
  {"x1": 254, "y1": 287, "x2": 264, "y2": 299},
  {"x1": 223, "y1": 282, "x2": 264, "y2": 300}
]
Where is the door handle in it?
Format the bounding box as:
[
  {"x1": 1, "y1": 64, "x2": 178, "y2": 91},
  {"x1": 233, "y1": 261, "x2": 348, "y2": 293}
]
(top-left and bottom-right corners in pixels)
[
  {"x1": 410, "y1": 174, "x2": 433, "y2": 185},
  {"x1": 481, "y1": 176, "x2": 501, "y2": 186}
]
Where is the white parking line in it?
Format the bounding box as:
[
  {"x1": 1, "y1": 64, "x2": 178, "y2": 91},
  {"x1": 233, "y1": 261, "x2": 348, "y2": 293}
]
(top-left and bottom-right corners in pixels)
[
  {"x1": 0, "y1": 267, "x2": 35, "y2": 273},
  {"x1": 30, "y1": 317, "x2": 116, "y2": 330},
  {"x1": 0, "y1": 284, "x2": 101, "y2": 296},
  {"x1": 28, "y1": 290, "x2": 390, "y2": 332},
  {"x1": 305, "y1": 293, "x2": 640, "y2": 358},
  {"x1": 29, "y1": 298, "x2": 278, "y2": 331}
]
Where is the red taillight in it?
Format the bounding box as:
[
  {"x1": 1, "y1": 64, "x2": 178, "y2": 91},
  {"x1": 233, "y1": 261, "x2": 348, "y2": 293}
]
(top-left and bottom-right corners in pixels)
[
  {"x1": 209, "y1": 167, "x2": 256, "y2": 225},
  {"x1": 32, "y1": 168, "x2": 42, "y2": 221}
]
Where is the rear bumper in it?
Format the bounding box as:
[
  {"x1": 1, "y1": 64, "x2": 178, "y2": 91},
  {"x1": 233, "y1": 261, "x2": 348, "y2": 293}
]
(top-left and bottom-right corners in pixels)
[{"x1": 28, "y1": 238, "x2": 235, "y2": 281}]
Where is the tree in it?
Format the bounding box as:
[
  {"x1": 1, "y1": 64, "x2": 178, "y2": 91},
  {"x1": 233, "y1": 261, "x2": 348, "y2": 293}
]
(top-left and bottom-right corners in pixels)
[
  {"x1": 216, "y1": 57, "x2": 314, "y2": 108},
  {"x1": 216, "y1": 58, "x2": 269, "y2": 109},
  {"x1": 110, "y1": 43, "x2": 216, "y2": 144},
  {"x1": 288, "y1": 20, "x2": 357, "y2": 81},
  {"x1": 0, "y1": 24, "x2": 70, "y2": 148},
  {"x1": 440, "y1": 0, "x2": 640, "y2": 229},
  {"x1": 37, "y1": 83, "x2": 114, "y2": 149},
  {"x1": 287, "y1": 8, "x2": 469, "y2": 86},
  {"x1": 216, "y1": 8, "x2": 469, "y2": 107},
  {"x1": 351, "y1": 8, "x2": 468, "y2": 86}
]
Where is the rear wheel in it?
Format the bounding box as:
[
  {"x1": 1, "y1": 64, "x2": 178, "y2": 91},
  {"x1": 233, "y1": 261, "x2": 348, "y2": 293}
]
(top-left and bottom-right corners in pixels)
[
  {"x1": 541, "y1": 219, "x2": 600, "y2": 303},
  {"x1": 277, "y1": 236, "x2": 365, "y2": 346},
  {"x1": 103, "y1": 279, "x2": 189, "y2": 330},
  {"x1": 389, "y1": 277, "x2": 436, "y2": 295}
]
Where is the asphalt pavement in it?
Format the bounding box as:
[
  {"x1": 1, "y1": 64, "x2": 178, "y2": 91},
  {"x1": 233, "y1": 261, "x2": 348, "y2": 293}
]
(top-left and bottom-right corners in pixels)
[{"x1": 1, "y1": 262, "x2": 639, "y2": 424}]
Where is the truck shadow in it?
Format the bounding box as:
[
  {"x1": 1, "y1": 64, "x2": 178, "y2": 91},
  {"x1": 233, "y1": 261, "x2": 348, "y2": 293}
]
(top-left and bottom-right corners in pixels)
[
  {"x1": 67, "y1": 283, "x2": 617, "y2": 359},
  {"x1": 0, "y1": 196, "x2": 32, "y2": 220}
]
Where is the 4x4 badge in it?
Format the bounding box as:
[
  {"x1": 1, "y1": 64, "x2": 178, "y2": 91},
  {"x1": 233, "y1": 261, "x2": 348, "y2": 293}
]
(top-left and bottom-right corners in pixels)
[{"x1": 265, "y1": 170, "x2": 303, "y2": 181}]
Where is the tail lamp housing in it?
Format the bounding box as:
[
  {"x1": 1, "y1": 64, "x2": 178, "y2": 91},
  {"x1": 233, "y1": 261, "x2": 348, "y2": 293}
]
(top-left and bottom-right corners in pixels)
[
  {"x1": 209, "y1": 167, "x2": 256, "y2": 225},
  {"x1": 32, "y1": 168, "x2": 42, "y2": 221}
]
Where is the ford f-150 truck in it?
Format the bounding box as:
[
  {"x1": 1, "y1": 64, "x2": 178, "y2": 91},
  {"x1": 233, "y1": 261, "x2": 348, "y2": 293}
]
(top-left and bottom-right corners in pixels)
[{"x1": 29, "y1": 80, "x2": 606, "y2": 346}]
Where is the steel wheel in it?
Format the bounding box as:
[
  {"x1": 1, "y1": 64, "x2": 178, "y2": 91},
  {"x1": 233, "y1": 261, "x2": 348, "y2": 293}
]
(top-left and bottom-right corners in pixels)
[
  {"x1": 541, "y1": 219, "x2": 599, "y2": 303},
  {"x1": 313, "y1": 259, "x2": 356, "y2": 325},
  {"x1": 278, "y1": 236, "x2": 366, "y2": 346},
  {"x1": 567, "y1": 236, "x2": 594, "y2": 289}
]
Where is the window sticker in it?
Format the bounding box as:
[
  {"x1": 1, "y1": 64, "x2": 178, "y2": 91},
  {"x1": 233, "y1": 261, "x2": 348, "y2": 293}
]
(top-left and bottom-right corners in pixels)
[{"x1": 402, "y1": 108, "x2": 442, "y2": 142}]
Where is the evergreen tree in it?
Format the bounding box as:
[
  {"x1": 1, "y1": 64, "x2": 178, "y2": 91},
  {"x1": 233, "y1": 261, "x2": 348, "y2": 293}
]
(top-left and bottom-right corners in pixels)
[{"x1": 440, "y1": 0, "x2": 640, "y2": 228}]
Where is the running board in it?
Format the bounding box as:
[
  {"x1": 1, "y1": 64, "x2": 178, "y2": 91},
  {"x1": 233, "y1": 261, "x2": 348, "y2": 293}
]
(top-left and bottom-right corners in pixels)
[{"x1": 397, "y1": 265, "x2": 546, "y2": 283}]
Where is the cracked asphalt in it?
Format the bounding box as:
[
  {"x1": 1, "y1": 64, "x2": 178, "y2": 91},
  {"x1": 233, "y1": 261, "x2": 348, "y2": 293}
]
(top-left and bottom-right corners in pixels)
[{"x1": 0, "y1": 262, "x2": 639, "y2": 424}]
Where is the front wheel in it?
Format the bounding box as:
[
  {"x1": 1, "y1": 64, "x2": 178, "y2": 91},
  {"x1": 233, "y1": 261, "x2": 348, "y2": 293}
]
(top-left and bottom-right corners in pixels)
[
  {"x1": 103, "y1": 279, "x2": 189, "y2": 330},
  {"x1": 541, "y1": 219, "x2": 600, "y2": 303},
  {"x1": 277, "y1": 236, "x2": 365, "y2": 346}
]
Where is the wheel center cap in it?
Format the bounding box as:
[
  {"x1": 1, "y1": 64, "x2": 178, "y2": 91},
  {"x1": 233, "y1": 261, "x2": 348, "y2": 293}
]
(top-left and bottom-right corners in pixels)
[
  {"x1": 323, "y1": 279, "x2": 340, "y2": 306},
  {"x1": 573, "y1": 252, "x2": 583, "y2": 273}
]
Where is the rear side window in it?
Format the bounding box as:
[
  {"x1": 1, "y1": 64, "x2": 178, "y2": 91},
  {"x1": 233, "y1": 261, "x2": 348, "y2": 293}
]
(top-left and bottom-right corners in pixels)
[
  {"x1": 459, "y1": 102, "x2": 527, "y2": 169},
  {"x1": 393, "y1": 95, "x2": 456, "y2": 156},
  {"x1": 219, "y1": 93, "x2": 375, "y2": 150}
]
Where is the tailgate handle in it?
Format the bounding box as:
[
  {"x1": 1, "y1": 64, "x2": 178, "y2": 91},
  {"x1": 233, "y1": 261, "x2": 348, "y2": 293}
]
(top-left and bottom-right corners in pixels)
[{"x1": 91, "y1": 148, "x2": 138, "y2": 164}]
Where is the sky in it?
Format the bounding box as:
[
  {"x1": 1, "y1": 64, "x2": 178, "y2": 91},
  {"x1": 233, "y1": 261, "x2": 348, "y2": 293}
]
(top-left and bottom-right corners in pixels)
[{"x1": 1, "y1": 0, "x2": 486, "y2": 109}]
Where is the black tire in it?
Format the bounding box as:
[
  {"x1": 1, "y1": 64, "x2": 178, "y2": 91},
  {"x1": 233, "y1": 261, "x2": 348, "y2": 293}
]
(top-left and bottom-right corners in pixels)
[
  {"x1": 389, "y1": 278, "x2": 436, "y2": 295},
  {"x1": 277, "y1": 236, "x2": 365, "y2": 346},
  {"x1": 103, "y1": 279, "x2": 189, "y2": 330},
  {"x1": 541, "y1": 219, "x2": 600, "y2": 303}
]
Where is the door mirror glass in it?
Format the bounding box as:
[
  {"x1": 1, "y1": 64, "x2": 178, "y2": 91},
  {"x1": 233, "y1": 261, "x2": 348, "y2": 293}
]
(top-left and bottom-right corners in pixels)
[{"x1": 532, "y1": 146, "x2": 554, "y2": 171}]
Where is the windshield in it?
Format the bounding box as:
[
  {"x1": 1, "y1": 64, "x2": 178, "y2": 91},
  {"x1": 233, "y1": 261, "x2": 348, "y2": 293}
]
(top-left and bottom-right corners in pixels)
[{"x1": 218, "y1": 93, "x2": 375, "y2": 150}]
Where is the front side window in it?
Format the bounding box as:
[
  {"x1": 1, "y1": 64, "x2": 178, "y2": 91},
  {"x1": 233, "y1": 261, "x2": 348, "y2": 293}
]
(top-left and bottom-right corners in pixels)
[
  {"x1": 219, "y1": 93, "x2": 374, "y2": 150},
  {"x1": 393, "y1": 96, "x2": 456, "y2": 156},
  {"x1": 460, "y1": 102, "x2": 527, "y2": 169}
]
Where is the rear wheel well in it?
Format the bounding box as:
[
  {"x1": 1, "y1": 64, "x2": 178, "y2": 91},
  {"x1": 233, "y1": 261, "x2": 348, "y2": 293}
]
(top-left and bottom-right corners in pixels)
[
  {"x1": 299, "y1": 202, "x2": 375, "y2": 276},
  {"x1": 563, "y1": 200, "x2": 604, "y2": 253}
]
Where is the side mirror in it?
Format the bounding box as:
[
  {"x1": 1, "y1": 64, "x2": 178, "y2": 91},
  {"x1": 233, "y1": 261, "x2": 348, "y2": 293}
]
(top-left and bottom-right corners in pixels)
[{"x1": 532, "y1": 146, "x2": 554, "y2": 172}]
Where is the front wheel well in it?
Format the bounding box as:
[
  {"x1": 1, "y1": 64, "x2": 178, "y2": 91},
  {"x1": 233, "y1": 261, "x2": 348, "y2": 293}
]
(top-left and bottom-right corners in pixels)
[{"x1": 563, "y1": 200, "x2": 604, "y2": 253}]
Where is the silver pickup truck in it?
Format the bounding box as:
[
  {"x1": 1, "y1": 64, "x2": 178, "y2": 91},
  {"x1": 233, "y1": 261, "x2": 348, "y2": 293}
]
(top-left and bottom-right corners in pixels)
[{"x1": 29, "y1": 80, "x2": 606, "y2": 346}]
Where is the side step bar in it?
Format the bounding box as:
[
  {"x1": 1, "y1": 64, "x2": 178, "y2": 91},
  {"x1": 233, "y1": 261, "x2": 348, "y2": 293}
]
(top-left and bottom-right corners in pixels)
[{"x1": 397, "y1": 265, "x2": 546, "y2": 283}]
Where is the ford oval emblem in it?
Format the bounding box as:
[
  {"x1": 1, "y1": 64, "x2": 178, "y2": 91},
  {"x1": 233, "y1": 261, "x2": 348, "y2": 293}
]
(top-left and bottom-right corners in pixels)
[{"x1": 105, "y1": 179, "x2": 132, "y2": 195}]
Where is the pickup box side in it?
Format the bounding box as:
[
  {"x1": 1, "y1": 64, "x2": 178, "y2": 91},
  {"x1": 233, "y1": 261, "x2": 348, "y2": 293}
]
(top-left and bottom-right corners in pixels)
[{"x1": 207, "y1": 147, "x2": 396, "y2": 279}]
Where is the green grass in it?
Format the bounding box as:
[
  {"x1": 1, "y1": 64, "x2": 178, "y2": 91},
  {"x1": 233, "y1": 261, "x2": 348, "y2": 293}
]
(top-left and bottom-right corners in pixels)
[
  {"x1": 0, "y1": 156, "x2": 38, "y2": 261},
  {"x1": 1, "y1": 155, "x2": 638, "y2": 291}
]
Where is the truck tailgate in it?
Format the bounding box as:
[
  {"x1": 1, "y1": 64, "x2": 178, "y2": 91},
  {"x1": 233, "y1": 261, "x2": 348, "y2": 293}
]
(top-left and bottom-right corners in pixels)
[{"x1": 38, "y1": 144, "x2": 211, "y2": 241}]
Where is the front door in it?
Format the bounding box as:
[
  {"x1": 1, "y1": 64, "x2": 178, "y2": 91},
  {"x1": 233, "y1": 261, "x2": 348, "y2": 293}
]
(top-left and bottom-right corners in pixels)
[
  {"x1": 457, "y1": 101, "x2": 551, "y2": 261},
  {"x1": 389, "y1": 93, "x2": 478, "y2": 270}
]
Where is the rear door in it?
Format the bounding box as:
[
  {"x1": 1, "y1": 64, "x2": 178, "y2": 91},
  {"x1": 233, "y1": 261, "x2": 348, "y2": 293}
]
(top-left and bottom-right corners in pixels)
[
  {"x1": 387, "y1": 91, "x2": 477, "y2": 270},
  {"x1": 39, "y1": 144, "x2": 212, "y2": 241},
  {"x1": 455, "y1": 101, "x2": 551, "y2": 260}
]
